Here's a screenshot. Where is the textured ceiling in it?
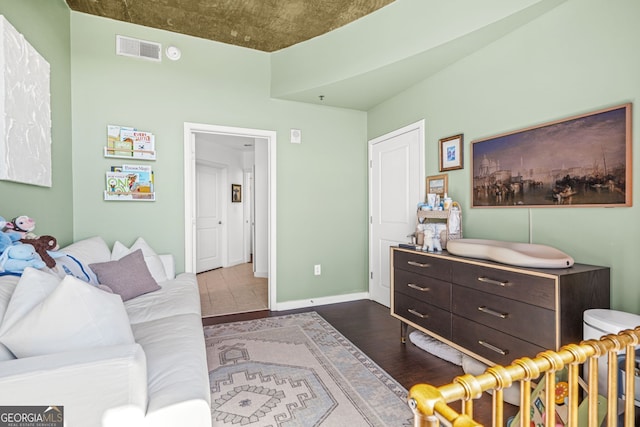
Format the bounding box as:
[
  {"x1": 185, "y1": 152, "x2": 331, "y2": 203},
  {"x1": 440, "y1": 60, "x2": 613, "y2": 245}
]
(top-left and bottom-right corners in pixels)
[{"x1": 65, "y1": 0, "x2": 395, "y2": 52}]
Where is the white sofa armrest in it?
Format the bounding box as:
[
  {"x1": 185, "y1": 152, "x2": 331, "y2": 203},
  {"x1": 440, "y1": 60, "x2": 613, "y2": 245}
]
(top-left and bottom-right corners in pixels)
[
  {"x1": 0, "y1": 344, "x2": 148, "y2": 427},
  {"x1": 158, "y1": 254, "x2": 175, "y2": 281}
]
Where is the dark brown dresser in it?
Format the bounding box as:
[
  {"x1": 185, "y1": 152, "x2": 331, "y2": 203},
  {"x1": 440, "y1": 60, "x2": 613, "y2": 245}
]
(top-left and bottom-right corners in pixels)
[{"x1": 391, "y1": 247, "x2": 610, "y2": 365}]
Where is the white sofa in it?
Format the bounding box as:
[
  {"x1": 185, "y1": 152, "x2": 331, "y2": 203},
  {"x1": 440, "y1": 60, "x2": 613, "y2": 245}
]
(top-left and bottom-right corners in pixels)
[{"x1": 0, "y1": 236, "x2": 212, "y2": 427}]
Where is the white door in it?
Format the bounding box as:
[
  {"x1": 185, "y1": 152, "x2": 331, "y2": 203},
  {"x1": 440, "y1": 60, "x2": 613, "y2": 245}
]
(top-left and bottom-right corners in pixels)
[
  {"x1": 369, "y1": 120, "x2": 424, "y2": 307},
  {"x1": 196, "y1": 163, "x2": 225, "y2": 272}
]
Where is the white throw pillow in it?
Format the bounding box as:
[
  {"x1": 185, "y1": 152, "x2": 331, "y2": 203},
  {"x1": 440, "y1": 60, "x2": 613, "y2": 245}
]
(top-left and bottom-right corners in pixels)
[
  {"x1": 112, "y1": 237, "x2": 168, "y2": 283},
  {"x1": 0, "y1": 275, "x2": 20, "y2": 324},
  {"x1": 0, "y1": 275, "x2": 20, "y2": 360},
  {"x1": 61, "y1": 236, "x2": 112, "y2": 265},
  {"x1": 0, "y1": 267, "x2": 61, "y2": 333},
  {"x1": 0, "y1": 275, "x2": 135, "y2": 358}
]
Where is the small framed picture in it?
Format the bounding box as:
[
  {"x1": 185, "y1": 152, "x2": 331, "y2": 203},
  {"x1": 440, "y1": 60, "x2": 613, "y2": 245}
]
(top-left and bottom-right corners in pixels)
[
  {"x1": 426, "y1": 174, "x2": 448, "y2": 198},
  {"x1": 439, "y1": 133, "x2": 464, "y2": 171},
  {"x1": 231, "y1": 184, "x2": 242, "y2": 202}
]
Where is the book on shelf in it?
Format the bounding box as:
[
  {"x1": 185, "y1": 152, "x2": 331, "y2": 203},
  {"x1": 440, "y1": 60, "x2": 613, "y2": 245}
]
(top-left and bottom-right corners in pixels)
[
  {"x1": 121, "y1": 129, "x2": 155, "y2": 159},
  {"x1": 107, "y1": 124, "x2": 135, "y2": 156}
]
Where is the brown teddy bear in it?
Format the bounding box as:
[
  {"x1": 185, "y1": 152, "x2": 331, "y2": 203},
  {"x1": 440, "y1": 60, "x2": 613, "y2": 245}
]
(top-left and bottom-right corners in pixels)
[{"x1": 19, "y1": 235, "x2": 59, "y2": 268}]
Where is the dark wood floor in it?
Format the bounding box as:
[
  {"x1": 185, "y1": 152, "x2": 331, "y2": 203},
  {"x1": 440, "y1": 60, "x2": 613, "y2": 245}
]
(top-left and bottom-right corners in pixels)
[{"x1": 203, "y1": 298, "x2": 514, "y2": 425}]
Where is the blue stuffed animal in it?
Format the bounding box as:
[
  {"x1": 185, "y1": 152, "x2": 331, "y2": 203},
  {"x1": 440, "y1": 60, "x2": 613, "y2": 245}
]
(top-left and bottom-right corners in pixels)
[
  {"x1": 0, "y1": 217, "x2": 22, "y2": 254},
  {"x1": 0, "y1": 243, "x2": 46, "y2": 275}
]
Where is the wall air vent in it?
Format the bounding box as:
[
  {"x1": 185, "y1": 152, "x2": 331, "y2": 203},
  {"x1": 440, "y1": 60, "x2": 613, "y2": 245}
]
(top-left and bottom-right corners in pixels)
[{"x1": 116, "y1": 35, "x2": 161, "y2": 62}]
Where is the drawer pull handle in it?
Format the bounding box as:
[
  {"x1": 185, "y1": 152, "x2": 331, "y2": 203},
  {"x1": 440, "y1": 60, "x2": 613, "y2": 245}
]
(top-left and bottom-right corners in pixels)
[
  {"x1": 408, "y1": 261, "x2": 431, "y2": 268},
  {"x1": 408, "y1": 283, "x2": 430, "y2": 292},
  {"x1": 478, "y1": 306, "x2": 508, "y2": 319},
  {"x1": 478, "y1": 340, "x2": 509, "y2": 356},
  {"x1": 408, "y1": 308, "x2": 429, "y2": 319},
  {"x1": 477, "y1": 276, "x2": 509, "y2": 287}
]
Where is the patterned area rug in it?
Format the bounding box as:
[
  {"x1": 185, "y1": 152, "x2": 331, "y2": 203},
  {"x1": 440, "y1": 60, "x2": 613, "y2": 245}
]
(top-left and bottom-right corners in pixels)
[{"x1": 204, "y1": 312, "x2": 412, "y2": 426}]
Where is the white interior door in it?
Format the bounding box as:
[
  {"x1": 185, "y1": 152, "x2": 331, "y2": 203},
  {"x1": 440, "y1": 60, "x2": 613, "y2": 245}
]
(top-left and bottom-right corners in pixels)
[
  {"x1": 369, "y1": 120, "x2": 424, "y2": 307},
  {"x1": 196, "y1": 163, "x2": 225, "y2": 272}
]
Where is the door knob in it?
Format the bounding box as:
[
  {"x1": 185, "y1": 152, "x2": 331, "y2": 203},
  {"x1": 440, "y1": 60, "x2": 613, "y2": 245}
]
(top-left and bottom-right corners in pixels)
[{"x1": 218, "y1": 221, "x2": 222, "y2": 224}]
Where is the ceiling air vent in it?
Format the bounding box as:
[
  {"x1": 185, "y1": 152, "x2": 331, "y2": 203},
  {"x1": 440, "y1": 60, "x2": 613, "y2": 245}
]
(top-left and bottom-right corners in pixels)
[{"x1": 116, "y1": 35, "x2": 161, "y2": 62}]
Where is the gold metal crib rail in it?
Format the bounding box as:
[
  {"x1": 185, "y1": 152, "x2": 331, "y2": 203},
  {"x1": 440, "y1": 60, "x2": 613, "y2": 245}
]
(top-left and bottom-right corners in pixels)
[{"x1": 408, "y1": 327, "x2": 640, "y2": 427}]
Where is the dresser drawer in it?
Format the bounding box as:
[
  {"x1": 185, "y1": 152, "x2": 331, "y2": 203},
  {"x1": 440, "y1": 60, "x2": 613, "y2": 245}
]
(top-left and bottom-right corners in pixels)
[
  {"x1": 393, "y1": 292, "x2": 451, "y2": 339},
  {"x1": 452, "y1": 285, "x2": 555, "y2": 349},
  {"x1": 452, "y1": 315, "x2": 546, "y2": 365},
  {"x1": 394, "y1": 269, "x2": 451, "y2": 310},
  {"x1": 393, "y1": 250, "x2": 452, "y2": 282},
  {"x1": 452, "y1": 264, "x2": 555, "y2": 309}
]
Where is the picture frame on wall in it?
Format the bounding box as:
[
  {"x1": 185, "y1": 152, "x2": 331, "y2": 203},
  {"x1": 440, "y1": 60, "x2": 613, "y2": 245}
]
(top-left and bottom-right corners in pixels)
[
  {"x1": 231, "y1": 184, "x2": 242, "y2": 202},
  {"x1": 439, "y1": 134, "x2": 464, "y2": 172},
  {"x1": 426, "y1": 174, "x2": 448, "y2": 198},
  {"x1": 471, "y1": 103, "x2": 632, "y2": 208}
]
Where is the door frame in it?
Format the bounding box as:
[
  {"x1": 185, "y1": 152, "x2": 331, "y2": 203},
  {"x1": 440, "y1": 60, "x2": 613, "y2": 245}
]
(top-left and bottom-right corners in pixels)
[
  {"x1": 243, "y1": 168, "x2": 253, "y2": 264},
  {"x1": 184, "y1": 123, "x2": 277, "y2": 310},
  {"x1": 368, "y1": 120, "x2": 425, "y2": 304}
]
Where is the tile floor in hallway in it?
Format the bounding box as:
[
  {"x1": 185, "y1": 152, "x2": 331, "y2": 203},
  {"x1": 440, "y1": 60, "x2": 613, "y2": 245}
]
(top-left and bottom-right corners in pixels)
[{"x1": 197, "y1": 262, "x2": 268, "y2": 317}]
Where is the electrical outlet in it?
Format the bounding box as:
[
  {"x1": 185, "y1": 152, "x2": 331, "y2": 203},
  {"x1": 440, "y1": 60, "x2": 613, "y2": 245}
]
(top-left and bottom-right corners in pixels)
[{"x1": 314, "y1": 264, "x2": 321, "y2": 276}]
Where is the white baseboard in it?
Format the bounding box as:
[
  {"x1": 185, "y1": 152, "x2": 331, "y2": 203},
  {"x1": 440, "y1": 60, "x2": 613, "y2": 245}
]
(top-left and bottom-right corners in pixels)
[
  {"x1": 254, "y1": 271, "x2": 268, "y2": 278},
  {"x1": 225, "y1": 259, "x2": 246, "y2": 268},
  {"x1": 273, "y1": 292, "x2": 370, "y2": 311}
]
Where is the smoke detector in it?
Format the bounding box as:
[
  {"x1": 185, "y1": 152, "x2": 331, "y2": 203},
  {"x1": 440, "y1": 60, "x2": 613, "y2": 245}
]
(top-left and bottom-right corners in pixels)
[{"x1": 165, "y1": 46, "x2": 181, "y2": 61}]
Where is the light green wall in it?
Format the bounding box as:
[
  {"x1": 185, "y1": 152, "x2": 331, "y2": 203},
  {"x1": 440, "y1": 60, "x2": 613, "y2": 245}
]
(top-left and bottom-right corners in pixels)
[
  {"x1": 69, "y1": 13, "x2": 368, "y2": 301},
  {"x1": 0, "y1": 0, "x2": 73, "y2": 244},
  {"x1": 368, "y1": 0, "x2": 640, "y2": 313},
  {"x1": 5, "y1": 0, "x2": 637, "y2": 311}
]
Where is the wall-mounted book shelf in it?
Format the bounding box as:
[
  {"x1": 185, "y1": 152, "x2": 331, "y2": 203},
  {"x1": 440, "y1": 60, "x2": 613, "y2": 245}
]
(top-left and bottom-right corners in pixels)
[
  {"x1": 104, "y1": 125, "x2": 157, "y2": 201},
  {"x1": 104, "y1": 164, "x2": 155, "y2": 202},
  {"x1": 104, "y1": 191, "x2": 155, "y2": 201},
  {"x1": 104, "y1": 146, "x2": 156, "y2": 160},
  {"x1": 106, "y1": 125, "x2": 156, "y2": 160}
]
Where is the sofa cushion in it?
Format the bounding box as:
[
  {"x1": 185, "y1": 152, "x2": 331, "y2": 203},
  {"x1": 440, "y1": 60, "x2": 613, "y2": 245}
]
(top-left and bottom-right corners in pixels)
[
  {"x1": 60, "y1": 236, "x2": 112, "y2": 265},
  {"x1": 131, "y1": 313, "x2": 211, "y2": 426},
  {"x1": 0, "y1": 275, "x2": 135, "y2": 358},
  {"x1": 90, "y1": 249, "x2": 160, "y2": 301},
  {"x1": 125, "y1": 273, "x2": 200, "y2": 324},
  {"x1": 112, "y1": 237, "x2": 168, "y2": 283}
]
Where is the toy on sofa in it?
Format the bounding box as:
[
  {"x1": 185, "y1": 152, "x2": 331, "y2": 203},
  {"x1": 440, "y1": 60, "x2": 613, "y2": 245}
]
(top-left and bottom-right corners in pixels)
[
  {"x1": 0, "y1": 218, "x2": 22, "y2": 254},
  {"x1": 0, "y1": 243, "x2": 46, "y2": 274},
  {"x1": 20, "y1": 235, "x2": 61, "y2": 268},
  {"x1": 3, "y1": 215, "x2": 36, "y2": 239},
  {"x1": 0, "y1": 229, "x2": 21, "y2": 254}
]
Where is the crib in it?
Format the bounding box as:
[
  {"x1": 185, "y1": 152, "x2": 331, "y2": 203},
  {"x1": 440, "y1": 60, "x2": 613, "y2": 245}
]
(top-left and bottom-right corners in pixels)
[{"x1": 408, "y1": 326, "x2": 640, "y2": 426}]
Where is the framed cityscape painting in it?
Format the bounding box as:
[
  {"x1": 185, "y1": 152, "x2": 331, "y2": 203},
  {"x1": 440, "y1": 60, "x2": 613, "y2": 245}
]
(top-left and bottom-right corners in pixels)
[{"x1": 471, "y1": 103, "x2": 632, "y2": 208}]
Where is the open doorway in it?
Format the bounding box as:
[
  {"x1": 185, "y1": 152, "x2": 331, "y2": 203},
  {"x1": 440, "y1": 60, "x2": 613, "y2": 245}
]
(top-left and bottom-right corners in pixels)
[{"x1": 183, "y1": 123, "x2": 277, "y2": 315}]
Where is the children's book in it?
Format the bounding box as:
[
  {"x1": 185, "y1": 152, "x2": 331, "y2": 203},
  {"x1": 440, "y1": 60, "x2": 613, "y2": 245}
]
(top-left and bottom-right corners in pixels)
[
  {"x1": 121, "y1": 129, "x2": 155, "y2": 159},
  {"x1": 107, "y1": 125, "x2": 135, "y2": 156},
  {"x1": 105, "y1": 164, "x2": 154, "y2": 201}
]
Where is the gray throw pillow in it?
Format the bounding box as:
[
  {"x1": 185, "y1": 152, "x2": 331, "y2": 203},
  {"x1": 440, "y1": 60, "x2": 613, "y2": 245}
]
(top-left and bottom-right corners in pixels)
[{"x1": 90, "y1": 249, "x2": 160, "y2": 301}]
